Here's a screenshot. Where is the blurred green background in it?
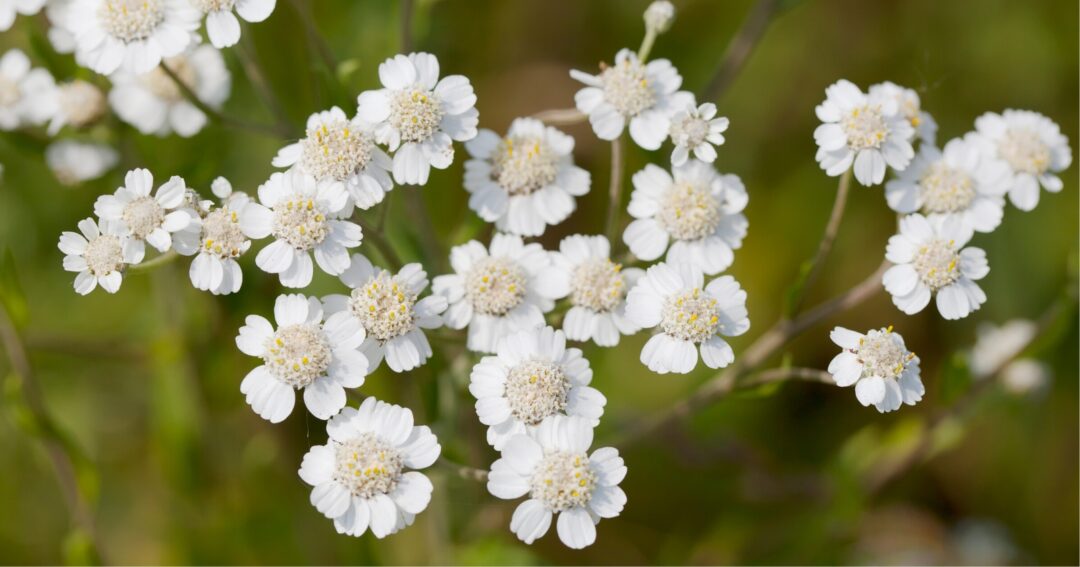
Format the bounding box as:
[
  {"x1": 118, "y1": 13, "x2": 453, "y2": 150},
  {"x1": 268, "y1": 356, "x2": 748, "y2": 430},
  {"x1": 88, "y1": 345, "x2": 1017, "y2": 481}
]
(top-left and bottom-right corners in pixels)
[{"x1": 0, "y1": 0, "x2": 1077, "y2": 564}]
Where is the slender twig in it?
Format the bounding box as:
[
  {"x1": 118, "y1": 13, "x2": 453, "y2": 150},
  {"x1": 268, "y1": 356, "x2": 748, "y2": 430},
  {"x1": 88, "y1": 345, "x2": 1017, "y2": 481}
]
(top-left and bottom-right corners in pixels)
[
  {"x1": 789, "y1": 169, "x2": 853, "y2": 315},
  {"x1": 158, "y1": 63, "x2": 283, "y2": 138},
  {"x1": 532, "y1": 108, "x2": 586, "y2": 126},
  {"x1": 746, "y1": 367, "x2": 834, "y2": 388},
  {"x1": 700, "y1": 0, "x2": 782, "y2": 101},
  {"x1": 400, "y1": 0, "x2": 414, "y2": 53},
  {"x1": 127, "y1": 250, "x2": 178, "y2": 273},
  {"x1": 235, "y1": 35, "x2": 298, "y2": 138},
  {"x1": 436, "y1": 457, "x2": 488, "y2": 482},
  {"x1": 604, "y1": 137, "x2": 625, "y2": 245}
]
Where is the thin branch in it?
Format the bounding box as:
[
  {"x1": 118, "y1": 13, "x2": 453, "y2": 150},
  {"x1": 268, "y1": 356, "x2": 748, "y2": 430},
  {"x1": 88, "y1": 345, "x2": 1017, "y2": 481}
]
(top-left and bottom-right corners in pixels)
[
  {"x1": 789, "y1": 169, "x2": 852, "y2": 315},
  {"x1": 127, "y1": 250, "x2": 178, "y2": 273},
  {"x1": 159, "y1": 62, "x2": 283, "y2": 138},
  {"x1": 700, "y1": 0, "x2": 782, "y2": 101},
  {"x1": 604, "y1": 137, "x2": 625, "y2": 245},
  {"x1": 532, "y1": 108, "x2": 586, "y2": 126}
]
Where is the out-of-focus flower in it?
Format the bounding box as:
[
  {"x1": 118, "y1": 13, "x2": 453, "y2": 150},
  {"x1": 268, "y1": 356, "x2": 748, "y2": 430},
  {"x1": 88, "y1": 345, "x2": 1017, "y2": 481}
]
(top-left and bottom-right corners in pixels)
[
  {"x1": 0, "y1": 0, "x2": 45, "y2": 31},
  {"x1": 67, "y1": 0, "x2": 200, "y2": 75},
  {"x1": 549, "y1": 234, "x2": 642, "y2": 347},
  {"x1": 1000, "y1": 359, "x2": 1050, "y2": 396},
  {"x1": 869, "y1": 81, "x2": 937, "y2": 145},
  {"x1": 972, "y1": 109, "x2": 1072, "y2": 211},
  {"x1": 58, "y1": 217, "x2": 143, "y2": 294},
  {"x1": 828, "y1": 326, "x2": 924, "y2": 413},
  {"x1": 668, "y1": 101, "x2": 728, "y2": 166},
  {"x1": 39, "y1": 79, "x2": 108, "y2": 134},
  {"x1": 969, "y1": 319, "x2": 1037, "y2": 379},
  {"x1": 643, "y1": 0, "x2": 675, "y2": 34},
  {"x1": 192, "y1": 0, "x2": 275, "y2": 48},
  {"x1": 93, "y1": 168, "x2": 194, "y2": 255},
  {"x1": 0, "y1": 49, "x2": 56, "y2": 130},
  {"x1": 45, "y1": 140, "x2": 118, "y2": 185}
]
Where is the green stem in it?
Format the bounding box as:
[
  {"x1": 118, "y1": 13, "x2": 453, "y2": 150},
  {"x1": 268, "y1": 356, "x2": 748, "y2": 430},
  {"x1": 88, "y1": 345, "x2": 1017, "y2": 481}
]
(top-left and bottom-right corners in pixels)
[
  {"x1": 158, "y1": 62, "x2": 284, "y2": 138},
  {"x1": 604, "y1": 137, "x2": 625, "y2": 247},
  {"x1": 637, "y1": 28, "x2": 658, "y2": 61},
  {"x1": 127, "y1": 250, "x2": 178, "y2": 273}
]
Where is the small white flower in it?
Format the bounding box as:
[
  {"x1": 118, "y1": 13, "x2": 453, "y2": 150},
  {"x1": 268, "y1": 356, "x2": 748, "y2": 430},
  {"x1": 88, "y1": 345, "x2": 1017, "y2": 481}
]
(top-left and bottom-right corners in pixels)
[
  {"x1": 236, "y1": 293, "x2": 369, "y2": 422},
  {"x1": 972, "y1": 109, "x2": 1072, "y2": 211},
  {"x1": 45, "y1": 140, "x2": 118, "y2": 185},
  {"x1": 94, "y1": 168, "x2": 194, "y2": 255},
  {"x1": 67, "y1": 0, "x2": 200, "y2": 75},
  {"x1": 463, "y1": 117, "x2": 590, "y2": 236},
  {"x1": 883, "y1": 213, "x2": 988, "y2": 320},
  {"x1": 272, "y1": 106, "x2": 394, "y2": 211},
  {"x1": 868, "y1": 81, "x2": 937, "y2": 145},
  {"x1": 668, "y1": 102, "x2": 728, "y2": 166},
  {"x1": 643, "y1": 0, "x2": 675, "y2": 34},
  {"x1": 58, "y1": 217, "x2": 143, "y2": 294},
  {"x1": 243, "y1": 169, "x2": 362, "y2": 288},
  {"x1": 570, "y1": 48, "x2": 693, "y2": 150},
  {"x1": 470, "y1": 326, "x2": 605, "y2": 450},
  {"x1": 814, "y1": 79, "x2": 915, "y2": 186},
  {"x1": 623, "y1": 160, "x2": 748, "y2": 275},
  {"x1": 0, "y1": 49, "x2": 55, "y2": 130},
  {"x1": 322, "y1": 253, "x2": 447, "y2": 373},
  {"x1": 1000, "y1": 359, "x2": 1050, "y2": 397},
  {"x1": 45, "y1": 0, "x2": 79, "y2": 54},
  {"x1": 172, "y1": 187, "x2": 260, "y2": 295},
  {"x1": 298, "y1": 397, "x2": 440, "y2": 538},
  {"x1": 109, "y1": 44, "x2": 231, "y2": 137},
  {"x1": 192, "y1": 0, "x2": 275, "y2": 49},
  {"x1": 39, "y1": 79, "x2": 108, "y2": 134},
  {"x1": 486, "y1": 415, "x2": 626, "y2": 550},
  {"x1": 356, "y1": 51, "x2": 479, "y2": 185},
  {"x1": 625, "y1": 262, "x2": 750, "y2": 374},
  {"x1": 0, "y1": 0, "x2": 44, "y2": 31},
  {"x1": 433, "y1": 233, "x2": 568, "y2": 354},
  {"x1": 885, "y1": 136, "x2": 1010, "y2": 234},
  {"x1": 968, "y1": 319, "x2": 1037, "y2": 379},
  {"x1": 549, "y1": 234, "x2": 643, "y2": 347},
  {"x1": 827, "y1": 326, "x2": 924, "y2": 413}
]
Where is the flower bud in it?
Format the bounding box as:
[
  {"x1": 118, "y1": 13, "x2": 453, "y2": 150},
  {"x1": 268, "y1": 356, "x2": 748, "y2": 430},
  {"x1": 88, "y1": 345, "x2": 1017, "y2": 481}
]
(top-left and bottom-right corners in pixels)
[{"x1": 644, "y1": 0, "x2": 675, "y2": 34}]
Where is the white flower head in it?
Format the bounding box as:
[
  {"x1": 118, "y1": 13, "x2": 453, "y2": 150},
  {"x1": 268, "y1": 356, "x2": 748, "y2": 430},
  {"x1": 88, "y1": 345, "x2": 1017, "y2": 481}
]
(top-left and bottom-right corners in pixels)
[
  {"x1": 883, "y1": 213, "x2": 988, "y2": 320},
  {"x1": 236, "y1": 293, "x2": 369, "y2": 422},
  {"x1": 59, "y1": 217, "x2": 144, "y2": 294},
  {"x1": 322, "y1": 253, "x2": 447, "y2": 373},
  {"x1": 44, "y1": 0, "x2": 79, "y2": 54},
  {"x1": 0, "y1": 0, "x2": 44, "y2": 29},
  {"x1": 94, "y1": 168, "x2": 195, "y2": 256},
  {"x1": 67, "y1": 0, "x2": 200, "y2": 75},
  {"x1": 36, "y1": 79, "x2": 108, "y2": 135},
  {"x1": 669, "y1": 101, "x2": 728, "y2": 166},
  {"x1": 463, "y1": 117, "x2": 590, "y2": 237},
  {"x1": 626, "y1": 262, "x2": 750, "y2": 374},
  {"x1": 868, "y1": 81, "x2": 937, "y2": 145},
  {"x1": 549, "y1": 234, "x2": 643, "y2": 347},
  {"x1": 273, "y1": 106, "x2": 394, "y2": 211},
  {"x1": 828, "y1": 326, "x2": 924, "y2": 413},
  {"x1": 470, "y1": 326, "x2": 606, "y2": 450},
  {"x1": 193, "y1": 0, "x2": 275, "y2": 48},
  {"x1": 972, "y1": 109, "x2": 1072, "y2": 211},
  {"x1": 643, "y1": 0, "x2": 675, "y2": 34},
  {"x1": 623, "y1": 160, "x2": 748, "y2": 275},
  {"x1": 571, "y1": 48, "x2": 693, "y2": 150},
  {"x1": 885, "y1": 136, "x2": 1010, "y2": 234},
  {"x1": 109, "y1": 44, "x2": 231, "y2": 137},
  {"x1": 243, "y1": 168, "x2": 362, "y2": 288},
  {"x1": 814, "y1": 79, "x2": 916, "y2": 186},
  {"x1": 433, "y1": 233, "x2": 568, "y2": 354},
  {"x1": 172, "y1": 187, "x2": 263, "y2": 295},
  {"x1": 0, "y1": 49, "x2": 56, "y2": 130},
  {"x1": 45, "y1": 140, "x2": 118, "y2": 185},
  {"x1": 356, "y1": 51, "x2": 479, "y2": 185},
  {"x1": 486, "y1": 415, "x2": 626, "y2": 550},
  {"x1": 298, "y1": 397, "x2": 441, "y2": 538},
  {"x1": 1000, "y1": 359, "x2": 1050, "y2": 397},
  {"x1": 968, "y1": 319, "x2": 1037, "y2": 379}
]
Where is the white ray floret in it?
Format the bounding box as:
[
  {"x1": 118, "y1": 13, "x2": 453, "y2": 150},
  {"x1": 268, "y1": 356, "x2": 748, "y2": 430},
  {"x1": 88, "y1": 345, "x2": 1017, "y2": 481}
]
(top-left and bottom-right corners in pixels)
[
  {"x1": 45, "y1": 140, "x2": 118, "y2": 185},
  {"x1": 94, "y1": 168, "x2": 194, "y2": 255},
  {"x1": 59, "y1": 217, "x2": 144, "y2": 294},
  {"x1": 193, "y1": 0, "x2": 275, "y2": 49},
  {"x1": 172, "y1": 181, "x2": 263, "y2": 295},
  {"x1": 67, "y1": 0, "x2": 200, "y2": 75},
  {"x1": 549, "y1": 234, "x2": 643, "y2": 347},
  {"x1": 828, "y1": 326, "x2": 924, "y2": 413},
  {"x1": 972, "y1": 109, "x2": 1072, "y2": 212},
  {"x1": 868, "y1": 81, "x2": 937, "y2": 145},
  {"x1": 668, "y1": 101, "x2": 728, "y2": 166}
]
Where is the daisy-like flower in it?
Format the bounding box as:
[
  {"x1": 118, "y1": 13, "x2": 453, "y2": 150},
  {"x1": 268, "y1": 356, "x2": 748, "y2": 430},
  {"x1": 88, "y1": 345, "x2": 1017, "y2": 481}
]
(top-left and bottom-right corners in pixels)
[
  {"x1": 356, "y1": 52, "x2": 479, "y2": 185},
  {"x1": 463, "y1": 117, "x2": 590, "y2": 236},
  {"x1": 814, "y1": 79, "x2": 915, "y2": 186},
  {"x1": 0, "y1": 49, "x2": 56, "y2": 130},
  {"x1": 45, "y1": 140, "x2": 118, "y2": 185},
  {"x1": 58, "y1": 217, "x2": 143, "y2": 294},
  {"x1": 470, "y1": 326, "x2": 605, "y2": 450},
  {"x1": 272, "y1": 106, "x2": 394, "y2": 211},
  {"x1": 39, "y1": 79, "x2": 108, "y2": 134},
  {"x1": 885, "y1": 136, "x2": 1010, "y2": 234},
  {"x1": 298, "y1": 397, "x2": 440, "y2": 538},
  {"x1": 322, "y1": 253, "x2": 447, "y2": 373},
  {"x1": 172, "y1": 184, "x2": 261, "y2": 295},
  {"x1": 236, "y1": 293, "x2": 368, "y2": 422},
  {"x1": 623, "y1": 160, "x2": 748, "y2": 275},
  {"x1": 626, "y1": 262, "x2": 749, "y2": 374},
  {"x1": 109, "y1": 44, "x2": 231, "y2": 137},
  {"x1": 883, "y1": 213, "x2": 988, "y2": 320},
  {"x1": 193, "y1": 0, "x2": 275, "y2": 49},
  {"x1": 868, "y1": 81, "x2": 937, "y2": 145},
  {"x1": 433, "y1": 233, "x2": 568, "y2": 354},
  {"x1": 94, "y1": 168, "x2": 194, "y2": 255},
  {"x1": 972, "y1": 109, "x2": 1072, "y2": 211},
  {"x1": 668, "y1": 101, "x2": 728, "y2": 166},
  {"x1": 486, "y1": 415, "x2": 626, "y2": 550},
  {"x1": 243, "y1": 169, "x2": 362, "y2": 288},
  {"x1": 570, "y1": 48, "x2": 693, "y2": 150},
  {"x1": 0, "y1": 0, "x2": 44, "y2": 31},
  {"x1": 827, "y1": 326, "x2": 924, "y2": 413},
  {"x1": 549, "y1": 235, "x2": 643, "y2": 347},
  {"x1": 67, "y1": 0, "x2": 200, "y2": 75}
]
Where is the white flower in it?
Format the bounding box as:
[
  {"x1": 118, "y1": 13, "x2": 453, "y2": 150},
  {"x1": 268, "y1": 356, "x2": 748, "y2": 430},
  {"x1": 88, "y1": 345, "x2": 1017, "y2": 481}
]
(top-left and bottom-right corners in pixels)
[
  {"x1": 968, "y1": 319, "x2": 1037, "y2": 379},
  {"x1": 470, "y1": 326, "x2": 605, "y2": 450},
  {"x1": 868, "y1": 81, "x2": 937, "y2": 145},
  {"x1": 885, "y1": 136, "x2": 1010, "y2": 234},
  {"x1": 356, "y1": 52, "x2": 479, "y2": 185},
  {"x1": 827, "y1": 326, "x2": 924, "y2": 413},
  {"x1": 67, "y1": 0, "x2": 200, "y2": 75},
  {"x1": 298, "y1": 397, "x2": 440, "y2": 538},
  {"x1": 643, "y1": 0, "x2": 675, "y2": 34},
  {"x1": 45, "y1": 0, "x2": 79, "y2": 54},
  {"x1": 193, "y1": 0, "x2": 275, "y2": 49},
  {"x1": 172, "y1": 187, "x2": 260, "y2": 295},
  {"x1": 668, "y1": 102, "x2": 727, "y2": 166},
  {"x1": 322, "y1": 253, "x2": 447, "y2": 373},
  {"x1": 570, "y1": 48, "x2": 693, "y2": 150},
  {"x1": 972, "y1": 109, "x2": 1072, "y2": 211},
  {"x1": 814, "y1": 79, "x2": 915, "y2": 186},
  {"x1": 243, "y1": 169, "x2": 362, "y2": 288},
  {"x1": 625, "y1": 262, "x2": 750, "y2": 374},
  {"x1": 463, "y1": 117, "x2": 590, "y2": 236},
  {"x1": 93, "y1": 168, "x2": 194, "y2": 256},
  {"x1": 549, "y1": 234, "x2": 643, "y2": 347},
  {"x1": 433, "y1": 233, "x2": 568, "y2": 354},
  {"x1": 1000, "y1": 359, "x2": 1050, "y2": 397},
  {"x1": 109, "y1": 44, "x2": 231, "y2": 137},
  {"x1": 0, "y1": 49, "x2": 56, "y2": 130},
  {"x1": 883, "y1": 213, "x2": 988, "y2": 320},
  {"x1": 236, "y1": 293, "x2": 369, "y2": 422},
  {"x1": 623, "y1": 160, "x2": 748, "y2": 275},
  {"x1": 486, "y1": 415, "x2": 626, "y2": 549},
  {"x1": 45, "y1": 140, "x2": 118, "y2": 185},
  {"x1": 38, "y1": 79, "x2": 108, "y2": 135},
  {"x1": 0, "y1": 0, "x2": 44, "y2": 31},
  {"x1": 58, "y1": 217, "x2": 143, "y2": 294},
  {"x1": 272, "y1": 106, "x2": 394, "y2": 211}
]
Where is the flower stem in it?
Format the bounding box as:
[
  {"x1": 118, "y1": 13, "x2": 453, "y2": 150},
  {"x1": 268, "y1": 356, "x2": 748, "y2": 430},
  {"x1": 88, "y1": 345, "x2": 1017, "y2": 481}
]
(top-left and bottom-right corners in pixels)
[
  {"x1": 788, "y1": 168, "x2": 852, "y2": 316},
  {"x1": 158, "y1": 62, "x2": 285, "y2": 138},
  {"x1": 235, "y1": 35, "x2": 298, "y2": 138},
  {"x1": 532, "y1": 107, "x2": 586, "y2": 126},
  {"x1": 127, "y1": 250, "x2": 178, "y2": 273},
  {"x1": 700, "y1": 0, "x2": 783, "y2": 101},
  {"x1": 355, "y1": 219, "x2": 403, "y2": 271},
  {"x1": 604, "y1": 137, "x2": 625, "y2": 247},
  {"x1": 637, "y1": 28, "x2": 658, "y2": 61}
]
